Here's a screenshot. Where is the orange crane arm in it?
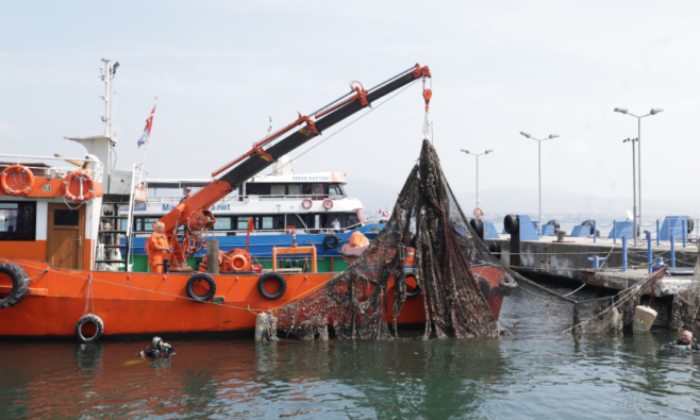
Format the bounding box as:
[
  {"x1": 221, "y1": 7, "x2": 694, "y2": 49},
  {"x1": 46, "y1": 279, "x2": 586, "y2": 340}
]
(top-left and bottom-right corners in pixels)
[{"x1": 157, "y1": 64, "x2": 432, "y2": 268}]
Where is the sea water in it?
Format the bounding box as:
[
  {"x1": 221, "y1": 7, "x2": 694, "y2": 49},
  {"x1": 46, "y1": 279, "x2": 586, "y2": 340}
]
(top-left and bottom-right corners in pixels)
[{"x1": 2, "y1": 330, "x2": 700, "y2": 419}]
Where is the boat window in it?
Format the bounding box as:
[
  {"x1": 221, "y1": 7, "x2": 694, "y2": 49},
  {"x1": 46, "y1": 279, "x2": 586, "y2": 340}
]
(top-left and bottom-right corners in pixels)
[
  {"x1": 0, "y1": 202, "x2": 36, "y2": 241},
  {"x1": 137, "y1": 217, "x2": 160, "y2": 232},
  {"x1": 270, "y1": 185, "x2": 285, "y2": 195},
  {"x1": 287, "y1": 184, "x2": 301, "y2": 195},
  {"x1": 301, "y1": 184, "x2": 312, "y2": 195},
  {"x1": 347, "y1": 212, "x2": 360, "y2": 226},
  {"x1": 54, "y1": 210, "x2": 80, "y2": 226},
  {"x1": 246, "y1": 183, "x2": 270, "y2": 195},
  {"x1": 328, "y1": 184, "x2": 344, "y2": 196},
  {"x1": 214, "y1": 217, "x2": 232, "y2": 231},
  {"x1": 262, "y1": 216, "x2": 284, "y2": 230},
  {"x1": 236, "y1": 217, "x2": 251, "y2": 230}
]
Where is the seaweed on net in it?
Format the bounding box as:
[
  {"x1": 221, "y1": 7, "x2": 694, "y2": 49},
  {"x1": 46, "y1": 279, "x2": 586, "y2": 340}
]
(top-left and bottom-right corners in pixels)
[{"x1": 265, "y1": 139, "x2": 665, "y2": 341}]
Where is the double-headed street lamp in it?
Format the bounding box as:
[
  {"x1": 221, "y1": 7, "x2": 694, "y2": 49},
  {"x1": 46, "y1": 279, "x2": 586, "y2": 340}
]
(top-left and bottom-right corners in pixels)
[
  {"x1": 623, "y1": 138, "x2": 639, "y2": 246},
  {"x1": 614, "y1": 108, "x2": 663, "y2": 240},
  {"x1": 520, "y1": 132, "x2": 560, "y2": 235},
  {"x1": 460, "y1": 149, "x2": 494, "y2": 216}
]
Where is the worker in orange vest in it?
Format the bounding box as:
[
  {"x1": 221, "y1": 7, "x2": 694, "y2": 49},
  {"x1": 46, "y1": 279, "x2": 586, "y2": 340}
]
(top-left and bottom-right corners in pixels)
[{"x1": 146, "y1": 221, "x2": 173, "y2": 273}]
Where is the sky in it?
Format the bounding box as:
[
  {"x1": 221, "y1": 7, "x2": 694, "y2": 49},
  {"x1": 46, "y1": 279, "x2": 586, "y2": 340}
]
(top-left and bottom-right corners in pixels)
[{"x1": 1, "y1": 0, "x2": 698, "y2": 215}]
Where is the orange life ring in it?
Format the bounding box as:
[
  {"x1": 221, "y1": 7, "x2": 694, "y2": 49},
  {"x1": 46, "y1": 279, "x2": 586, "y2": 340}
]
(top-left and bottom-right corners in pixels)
[
  {"x1": 62, "y1": 170, "x2": 95, "y2": 202},
  {"x1": 473, "y1": 207, "x2": 484, "y2": 218},
  {"x1": 323, "y1": 199, "x2": 333, "y2": 210},
  {"x1": 302, "y1": 198, "x2": 313, "y2": 209},
  {"x1": 0, "y1": 165, "x2": 35, "y2": 197}
]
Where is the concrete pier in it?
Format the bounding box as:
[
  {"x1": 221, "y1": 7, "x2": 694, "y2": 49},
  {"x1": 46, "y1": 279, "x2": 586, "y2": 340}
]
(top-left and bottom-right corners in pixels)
[
  {"x1": 581, "y1": 269, "x2": 692, "y2": 297},
  {"x1": 485, "y1": 234, "x2": 697, "y2": 283}
]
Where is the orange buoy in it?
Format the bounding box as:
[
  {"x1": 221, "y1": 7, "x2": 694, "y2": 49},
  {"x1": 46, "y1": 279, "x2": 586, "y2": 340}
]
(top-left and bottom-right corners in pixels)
[
  {"x1": 302, "y1": 198, "x2": 312, "y2": 209},
  {"x1": 473, "y1": 208, "x2": 484, "y2": 218},
  {"x1": 62, "y1": 170, "x2": 94, "y2": 202},
  {"x1": 323, "y1": 199, "x2": 333, "y2": 210},
  {"x1": 0, "y1": 165, "x2": 35, "y2": 197}
]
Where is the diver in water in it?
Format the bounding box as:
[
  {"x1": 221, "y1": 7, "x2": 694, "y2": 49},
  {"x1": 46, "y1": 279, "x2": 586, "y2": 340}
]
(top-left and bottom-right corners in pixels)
[
  {"x1": 141, "y1": 336, "x2": 175, "y2": 358},
  {"x1": 665, "y1": 330, "x2": 700, "y2": 352}
]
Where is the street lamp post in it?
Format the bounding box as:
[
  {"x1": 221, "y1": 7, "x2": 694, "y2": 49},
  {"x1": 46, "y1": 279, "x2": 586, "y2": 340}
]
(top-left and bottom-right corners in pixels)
[
  {"x1": 519, "y1": 132, "x2": 560, "y2": 235},
  {"x1": 623, "y1": 138, "x2": 638, "y2": 246},
  {"x1": 614, "y1": 108, "x2": 664, "y2": 242},
  {"x1": 460, "y1": 149, "x2": 494, "y2": 215}
]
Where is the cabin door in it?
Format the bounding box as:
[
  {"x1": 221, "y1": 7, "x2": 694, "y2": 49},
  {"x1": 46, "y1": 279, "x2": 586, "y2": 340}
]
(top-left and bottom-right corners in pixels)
[{"x1": 47, "y1": 203, "x2": 85, "y2": 269}]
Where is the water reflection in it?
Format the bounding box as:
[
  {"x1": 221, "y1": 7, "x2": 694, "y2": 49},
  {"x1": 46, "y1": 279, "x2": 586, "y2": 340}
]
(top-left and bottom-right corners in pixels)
[{"x1": 0, "y1": 332, "x2": 699, "y2": 419}]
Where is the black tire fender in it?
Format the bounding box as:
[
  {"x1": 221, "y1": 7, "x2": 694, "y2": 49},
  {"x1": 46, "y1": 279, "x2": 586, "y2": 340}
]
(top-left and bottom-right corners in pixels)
[
  {"x1": 686, "y1": 216, "x2": 694, "y2": 234},
  {"x1": 0, "y1": 262, "x2": 29, "y2": 309},
  {"x1": 469, "y1": 218, "x2": 484, "y2": 240},
  {"x1": 75, "y1": 314, "x2": 104, "y2": 343},
  {"x1": 504, "y1": 215, "x2": 519, "y2": 235},
  {"x1": 405, "y1": 274, "x2": 421, "y2": 299},
  {"x1": 323, "y1": 234, "x2": 340, "y2": 250},
  {"x1": 186, "y1": 273, "x2": 217, "y2": 303},
  {"x1": 257, "y1": 272, "x2": 287, "y2": 301}
]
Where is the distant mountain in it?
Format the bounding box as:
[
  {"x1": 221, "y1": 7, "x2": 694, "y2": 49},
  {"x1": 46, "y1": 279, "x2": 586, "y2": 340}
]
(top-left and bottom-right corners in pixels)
[{"x1": 347, "y1": 177, "x2": 700, "y2": 219}]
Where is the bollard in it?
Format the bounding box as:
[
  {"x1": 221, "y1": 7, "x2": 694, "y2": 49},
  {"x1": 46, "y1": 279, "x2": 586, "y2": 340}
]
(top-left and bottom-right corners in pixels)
[
  {"x1": 670, "y1": 235, "x2": 676, "y2": 268},
  {"x1": 593, "y1": 220, "x2": 597, "y2": 243},
  {"x1": 646, "y1": 231, "x2": 652, "y2": 274},
  {"x1": 656, "y1": 219, "x2": 660, "y2": 246},
  {"x1": 682, "y1": 219, "x2": 687, "y2": 248},
  {"x1": 614, "y1": 221, "x2": 617, "y2": 245},
  {"x1": 622, "y1": 236, "x2": 628, "y2": 272},
  {"x1": 587, "y1": 255, "x2": 607, "y2": 269},
  {"x1": 207, "y1": 239, "x2": 220, "y2": 274}
]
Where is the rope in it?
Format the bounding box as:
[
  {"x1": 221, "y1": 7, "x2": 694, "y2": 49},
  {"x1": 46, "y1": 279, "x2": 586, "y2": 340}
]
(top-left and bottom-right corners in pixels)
[
  {"x1": 252, "y1": 80, "x2": 419, "y2": 183},
  {"x1": 561, "y1": 275, "x2": 651, "y2": 334},
  {"x1": 83, "y1": 274, "x2": 94, "y2": 315},
  {"x1": 563, "y1": 283, "x2": 587, "y2": 297},
  {"x1": 2, "y1": 259, "x2": 334, "y2": 315}
]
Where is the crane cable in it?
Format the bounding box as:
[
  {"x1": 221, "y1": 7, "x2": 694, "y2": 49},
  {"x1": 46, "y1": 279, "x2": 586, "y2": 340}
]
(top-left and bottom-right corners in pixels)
[{"x1": 253, "y1": 79, "x2": 423, "y2": 183}]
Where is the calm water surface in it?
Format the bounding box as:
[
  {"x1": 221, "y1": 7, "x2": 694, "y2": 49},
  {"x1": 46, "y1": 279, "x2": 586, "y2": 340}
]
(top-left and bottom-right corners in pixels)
[{"x1": 2, "y1": 331, "x2": 700, "y2": 419}]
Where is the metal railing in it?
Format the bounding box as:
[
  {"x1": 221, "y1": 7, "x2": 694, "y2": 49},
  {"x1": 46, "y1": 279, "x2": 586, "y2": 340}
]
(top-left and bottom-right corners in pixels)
[
  {"x1": 0, "y1": 153, "x2": 104, "y2": 183},
  {"x1": 130, "y1": 222, "x2": 364, "y2": 238},
  {"x1": 144, "y1": 194, "x2": 349, "y2": 203}
]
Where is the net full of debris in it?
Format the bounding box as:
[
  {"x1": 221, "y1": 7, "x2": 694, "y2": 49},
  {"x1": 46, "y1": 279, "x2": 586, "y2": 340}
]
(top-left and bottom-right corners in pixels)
[{"x1": 262, "y1": 140, "x2": 670, "y2": 341}]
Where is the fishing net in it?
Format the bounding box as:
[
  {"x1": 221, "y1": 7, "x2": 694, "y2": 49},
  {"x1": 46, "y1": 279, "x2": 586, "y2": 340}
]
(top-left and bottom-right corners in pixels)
[
  {"x1": 271, "y1": 140, "x2": 499, "y2": 340},
  {"x1": 264, "y1": 139, "x2": 669, "y2": 341},
  {"x1": 669, "y1": 250, "x2": 700, "y2": 332}
]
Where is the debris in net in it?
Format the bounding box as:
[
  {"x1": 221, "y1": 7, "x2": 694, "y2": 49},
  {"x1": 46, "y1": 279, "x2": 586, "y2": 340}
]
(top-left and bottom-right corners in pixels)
[{"x1": 270, "y1": 140, "x2": 500, "y2": 340}]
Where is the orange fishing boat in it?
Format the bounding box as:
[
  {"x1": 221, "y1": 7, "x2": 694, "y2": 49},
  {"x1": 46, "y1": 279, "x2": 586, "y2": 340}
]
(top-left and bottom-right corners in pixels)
[{"x1": 0, "y1": 60, "x2": 509, "y2": 342}]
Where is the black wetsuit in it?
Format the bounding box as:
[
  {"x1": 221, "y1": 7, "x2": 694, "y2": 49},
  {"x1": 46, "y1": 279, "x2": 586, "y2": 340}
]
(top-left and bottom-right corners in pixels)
[
  {"x1": 665, "y1": 338, "x2": 700, "y2": 351},
  {"x1": 144, "y1": 346, "x2": 174, "y2": 358}
]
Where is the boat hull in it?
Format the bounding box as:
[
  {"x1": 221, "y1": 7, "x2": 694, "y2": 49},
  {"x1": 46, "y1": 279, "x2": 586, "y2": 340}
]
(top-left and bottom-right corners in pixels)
[{"x1": 0, "y1": 258, "x2": 507, "y2": 338}]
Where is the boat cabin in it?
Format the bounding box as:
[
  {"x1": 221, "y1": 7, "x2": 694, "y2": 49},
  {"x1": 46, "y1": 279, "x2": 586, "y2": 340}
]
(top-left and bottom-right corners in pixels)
[{"x1": 0, "y1": 155, "x2": 106, "y2": 271}]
